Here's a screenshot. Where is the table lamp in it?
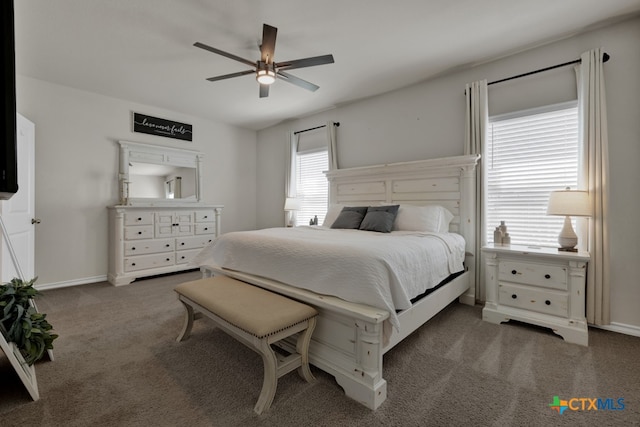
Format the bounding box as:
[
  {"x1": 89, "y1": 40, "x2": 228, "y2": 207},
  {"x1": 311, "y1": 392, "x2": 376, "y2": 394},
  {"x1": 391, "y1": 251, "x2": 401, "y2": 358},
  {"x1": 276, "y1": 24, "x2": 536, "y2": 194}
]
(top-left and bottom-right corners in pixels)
[
  {"x1": 284, "y1": 197, "x2": 301, "y2": 227},
  {"x1": 546, "y1": 187, "x2": 591, "y2": 252}
]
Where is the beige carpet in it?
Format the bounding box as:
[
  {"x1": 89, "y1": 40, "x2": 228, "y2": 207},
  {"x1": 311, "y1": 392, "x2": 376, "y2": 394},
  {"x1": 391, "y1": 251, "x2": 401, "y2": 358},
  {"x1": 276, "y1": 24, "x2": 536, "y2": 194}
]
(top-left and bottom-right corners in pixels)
[{"x1": 1, "y1": 271, "x2": 639, "y2": 426}]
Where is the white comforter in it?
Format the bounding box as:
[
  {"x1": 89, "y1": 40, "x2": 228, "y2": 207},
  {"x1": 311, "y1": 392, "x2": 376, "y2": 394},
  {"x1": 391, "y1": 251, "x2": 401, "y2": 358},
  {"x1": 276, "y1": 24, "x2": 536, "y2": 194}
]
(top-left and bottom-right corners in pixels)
[{"x1": 191, "y1": 226, "x2": 465, "y2": 332}]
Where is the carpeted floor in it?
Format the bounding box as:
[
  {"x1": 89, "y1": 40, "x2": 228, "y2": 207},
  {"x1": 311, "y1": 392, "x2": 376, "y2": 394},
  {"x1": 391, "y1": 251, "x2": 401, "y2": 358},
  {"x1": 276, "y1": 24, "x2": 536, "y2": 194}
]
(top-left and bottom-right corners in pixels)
[{"x1": 1, "y1": 271, "x2": 639, "y2": 426}]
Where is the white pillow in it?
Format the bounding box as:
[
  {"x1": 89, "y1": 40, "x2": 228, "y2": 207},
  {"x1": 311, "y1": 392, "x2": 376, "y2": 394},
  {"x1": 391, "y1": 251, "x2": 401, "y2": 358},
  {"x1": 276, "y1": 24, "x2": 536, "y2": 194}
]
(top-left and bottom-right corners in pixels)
[
  {"x1": 322, "y1": 204, "x2": 344, "y2": 227},
  {"x1": 392, "y1": 204, "x2": 454, "y2": 232}
]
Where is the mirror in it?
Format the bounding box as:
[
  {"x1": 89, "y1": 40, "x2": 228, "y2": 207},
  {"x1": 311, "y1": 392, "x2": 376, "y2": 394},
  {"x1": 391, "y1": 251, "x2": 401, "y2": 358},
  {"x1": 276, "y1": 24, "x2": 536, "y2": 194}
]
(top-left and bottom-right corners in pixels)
[{"x1": 118, "y1": 141, "x2": 203, "y2": 204}]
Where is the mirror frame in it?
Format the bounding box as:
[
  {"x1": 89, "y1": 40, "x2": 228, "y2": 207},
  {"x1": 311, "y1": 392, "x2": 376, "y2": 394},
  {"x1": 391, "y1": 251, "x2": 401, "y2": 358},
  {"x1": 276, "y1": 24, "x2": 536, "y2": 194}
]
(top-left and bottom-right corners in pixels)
[{"x1": 118, "y1": 140, "x2": 203, "y2": 205}]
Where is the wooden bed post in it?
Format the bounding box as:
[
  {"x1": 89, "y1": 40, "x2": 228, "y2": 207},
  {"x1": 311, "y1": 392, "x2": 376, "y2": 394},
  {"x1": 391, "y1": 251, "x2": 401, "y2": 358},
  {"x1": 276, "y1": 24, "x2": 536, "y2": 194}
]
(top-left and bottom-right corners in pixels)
[{"x1": 458, "y1": 156, "x2": 479, "y2": 306}]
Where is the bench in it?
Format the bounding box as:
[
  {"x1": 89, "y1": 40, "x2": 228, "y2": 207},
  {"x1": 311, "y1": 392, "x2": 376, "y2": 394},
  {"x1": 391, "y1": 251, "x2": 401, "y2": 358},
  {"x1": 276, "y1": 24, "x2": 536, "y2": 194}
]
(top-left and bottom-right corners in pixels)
[{"x1": 174, "y1": 276, "x2": 318, "y2": 414}]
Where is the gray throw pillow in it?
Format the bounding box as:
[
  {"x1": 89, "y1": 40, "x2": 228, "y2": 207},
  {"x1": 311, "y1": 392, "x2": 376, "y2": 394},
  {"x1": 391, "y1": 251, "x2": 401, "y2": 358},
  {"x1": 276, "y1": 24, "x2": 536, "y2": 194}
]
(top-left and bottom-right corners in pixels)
[
  {"x1": 330, "y1": 206, "x2": 368, "y2": 229},
  {"x1": 359, "y1": 205, "x2": 400, "y2": 233}
]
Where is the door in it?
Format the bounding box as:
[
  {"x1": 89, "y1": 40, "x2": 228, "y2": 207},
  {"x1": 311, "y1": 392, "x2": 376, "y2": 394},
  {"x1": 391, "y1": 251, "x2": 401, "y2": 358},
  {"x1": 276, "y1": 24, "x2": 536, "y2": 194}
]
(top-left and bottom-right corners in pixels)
[{"x1": 0, "y1": 114, "x2": 35, "y2": 282}]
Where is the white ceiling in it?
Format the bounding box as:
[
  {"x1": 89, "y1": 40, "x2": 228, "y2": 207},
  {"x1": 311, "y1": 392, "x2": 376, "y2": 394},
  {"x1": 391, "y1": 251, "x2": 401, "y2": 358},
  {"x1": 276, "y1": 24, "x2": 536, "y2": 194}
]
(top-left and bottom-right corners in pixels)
[{"x1": 14, "y1": 0, "x2": 640, "y2": 131}]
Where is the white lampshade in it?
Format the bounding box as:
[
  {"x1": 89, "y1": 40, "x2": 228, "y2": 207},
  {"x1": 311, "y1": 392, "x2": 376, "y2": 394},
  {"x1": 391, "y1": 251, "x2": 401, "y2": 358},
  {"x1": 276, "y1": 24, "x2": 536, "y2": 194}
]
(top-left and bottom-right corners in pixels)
[
  {"x1": 546, "y1": 188, "x2": 591, "y2": 217},
  {"x1": 284, "y1": 197, "x2": 301, "y2": 211}
]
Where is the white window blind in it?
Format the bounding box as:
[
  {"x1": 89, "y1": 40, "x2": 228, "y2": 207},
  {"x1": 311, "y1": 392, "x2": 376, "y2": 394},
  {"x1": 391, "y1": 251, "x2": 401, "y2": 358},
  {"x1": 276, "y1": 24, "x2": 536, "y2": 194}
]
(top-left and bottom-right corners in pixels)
[
  {"x1": 486, "y1": 102, "x2": 578, "y2": 247},
  {"x1": 295, "y1": 149, "x2": 328, "y2": 226}
]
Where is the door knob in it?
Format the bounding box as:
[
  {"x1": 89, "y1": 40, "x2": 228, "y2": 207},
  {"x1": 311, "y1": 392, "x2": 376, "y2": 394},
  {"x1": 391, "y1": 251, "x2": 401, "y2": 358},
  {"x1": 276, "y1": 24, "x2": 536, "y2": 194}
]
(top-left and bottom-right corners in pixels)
[{"x1": 31, "y1": 218, "x2": 41, "y2": 224}]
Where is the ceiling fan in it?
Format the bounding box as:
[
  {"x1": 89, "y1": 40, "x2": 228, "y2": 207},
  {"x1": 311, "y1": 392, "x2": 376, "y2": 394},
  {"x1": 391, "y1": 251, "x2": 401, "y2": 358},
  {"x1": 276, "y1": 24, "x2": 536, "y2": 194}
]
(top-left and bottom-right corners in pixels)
[{"x1": 194, "y1": 23, "x2": 334, "y2": 98}]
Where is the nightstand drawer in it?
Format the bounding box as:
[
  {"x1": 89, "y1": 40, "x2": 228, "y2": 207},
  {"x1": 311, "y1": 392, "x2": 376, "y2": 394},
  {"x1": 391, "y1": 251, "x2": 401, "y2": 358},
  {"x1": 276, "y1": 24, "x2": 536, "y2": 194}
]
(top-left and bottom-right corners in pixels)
[
  {"x1": 498, "y1": 283, "x2": 568, "y2": 317},
  {"x1": 499, "y1": 260, "x2": 567, "y2": 290}
]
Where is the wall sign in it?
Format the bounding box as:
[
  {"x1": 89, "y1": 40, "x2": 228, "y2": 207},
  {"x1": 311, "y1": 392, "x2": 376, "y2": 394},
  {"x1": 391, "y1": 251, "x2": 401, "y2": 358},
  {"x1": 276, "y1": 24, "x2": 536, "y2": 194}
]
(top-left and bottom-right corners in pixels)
[{"x1": 132, "y1": 112, "x2": 193, "y2": 141}]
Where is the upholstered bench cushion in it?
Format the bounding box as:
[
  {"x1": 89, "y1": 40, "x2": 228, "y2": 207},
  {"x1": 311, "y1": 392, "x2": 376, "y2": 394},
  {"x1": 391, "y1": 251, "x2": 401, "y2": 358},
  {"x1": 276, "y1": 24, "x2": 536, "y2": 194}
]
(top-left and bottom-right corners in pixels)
[{"x1": 175, "y1": 276, "x2": 318, "y2": 339}]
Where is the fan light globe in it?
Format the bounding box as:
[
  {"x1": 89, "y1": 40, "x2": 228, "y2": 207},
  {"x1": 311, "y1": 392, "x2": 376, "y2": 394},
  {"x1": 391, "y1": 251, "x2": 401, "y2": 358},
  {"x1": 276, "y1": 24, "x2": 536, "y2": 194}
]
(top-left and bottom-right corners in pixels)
[{"x1": 256, "y1": 69, "x2": 276, "y2": 85}]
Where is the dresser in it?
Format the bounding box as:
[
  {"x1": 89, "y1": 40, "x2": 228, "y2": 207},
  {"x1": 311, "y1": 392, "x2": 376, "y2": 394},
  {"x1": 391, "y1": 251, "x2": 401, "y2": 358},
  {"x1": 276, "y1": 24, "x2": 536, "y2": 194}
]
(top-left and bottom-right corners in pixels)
[
  {"x1": 108, "y1": 205, "x2": 223, "y2": 286},
  {"x1": 482, "y1": 244, "x2": 589, "y2": 346}
]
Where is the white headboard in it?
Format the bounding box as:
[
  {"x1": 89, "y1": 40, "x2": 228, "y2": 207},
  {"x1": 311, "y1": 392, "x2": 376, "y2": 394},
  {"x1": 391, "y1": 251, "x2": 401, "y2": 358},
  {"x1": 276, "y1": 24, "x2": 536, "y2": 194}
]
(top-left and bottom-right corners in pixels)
[{"x1": 324, "y1": 154, "x2": 480, "y2": 298}]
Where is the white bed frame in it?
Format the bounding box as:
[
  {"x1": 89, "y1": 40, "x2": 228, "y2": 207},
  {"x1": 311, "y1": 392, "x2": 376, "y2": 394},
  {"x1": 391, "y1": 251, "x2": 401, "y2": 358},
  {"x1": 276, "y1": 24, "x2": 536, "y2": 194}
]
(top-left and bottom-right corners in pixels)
[{"x1": 203, "y1": 154, "x2": 480, "y2": 409}]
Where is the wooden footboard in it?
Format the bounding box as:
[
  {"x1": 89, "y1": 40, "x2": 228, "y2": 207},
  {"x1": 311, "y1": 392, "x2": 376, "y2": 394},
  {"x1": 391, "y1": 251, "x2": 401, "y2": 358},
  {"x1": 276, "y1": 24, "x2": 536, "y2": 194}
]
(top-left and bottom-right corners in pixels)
[{"x1": 201, "y1": 265, "x2": 471, "y2": 409}]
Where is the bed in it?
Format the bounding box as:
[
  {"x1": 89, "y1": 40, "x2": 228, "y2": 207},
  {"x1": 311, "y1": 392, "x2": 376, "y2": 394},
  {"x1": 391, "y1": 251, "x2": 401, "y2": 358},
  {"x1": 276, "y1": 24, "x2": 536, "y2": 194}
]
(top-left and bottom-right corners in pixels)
[{"x1": 194, "y1": 154, "x2": 480, "y2": 409}]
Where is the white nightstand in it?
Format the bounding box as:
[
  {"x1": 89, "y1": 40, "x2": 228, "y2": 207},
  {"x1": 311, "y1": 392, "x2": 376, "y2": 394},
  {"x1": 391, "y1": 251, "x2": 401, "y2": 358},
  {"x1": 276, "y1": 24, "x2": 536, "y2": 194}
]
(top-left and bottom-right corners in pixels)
[{"x1": 482, "y1": 244, "x2": 589, "y2": 346}]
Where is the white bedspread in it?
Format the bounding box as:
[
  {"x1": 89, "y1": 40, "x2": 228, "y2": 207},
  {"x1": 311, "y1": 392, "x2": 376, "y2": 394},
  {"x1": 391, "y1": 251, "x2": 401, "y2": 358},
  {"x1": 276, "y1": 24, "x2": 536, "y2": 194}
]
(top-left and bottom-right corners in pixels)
[{"x1": 191, "y1": 226, "x2": 465, "y2": 332}]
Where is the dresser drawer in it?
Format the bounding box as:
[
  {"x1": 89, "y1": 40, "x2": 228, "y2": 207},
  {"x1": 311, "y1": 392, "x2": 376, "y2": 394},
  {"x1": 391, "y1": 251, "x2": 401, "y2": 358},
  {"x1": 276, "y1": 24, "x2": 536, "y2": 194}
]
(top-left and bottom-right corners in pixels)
[
  {"x1": 195, "y1": 210, "x2": 215, "y2": 222},
  {"x1": 124, "y1": 253, "x2": 175, "y2": 272},
  {"x1": 498, "y1": 260, "x2": 567, "y2": 290},
  {"x1": 174, "y1": 212, "x2": 194, "y2": 224},
  {"x1": 176, "y1": 248, "x2": 202, "y2": 265},
  {"x1": 498, "y1": 283, "x2": 568, "y2": 317},
  {"x1": 124, "y1": 225, "x2": 154, "y2": 240},
  {"x1": 176, "y1": 235, "x2": 215, "y2": 250},
  {"x1": 195, "y1": 223, "x2": 215, "y2": 235},
  {"x1": 125, "y1": 238, "x2": 174, "y2": 256},
  {"x1": 124, "y1": 212, "x2": 153, "y2": 226}
]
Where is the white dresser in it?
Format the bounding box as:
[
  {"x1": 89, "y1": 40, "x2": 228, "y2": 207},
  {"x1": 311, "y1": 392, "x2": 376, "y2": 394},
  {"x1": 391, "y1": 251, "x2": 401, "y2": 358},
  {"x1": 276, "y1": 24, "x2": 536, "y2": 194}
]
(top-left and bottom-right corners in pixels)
[
  {"x1": 108, "y1": 205, "x2": 223, "y2": 286},
  {"x1": 482, "y1": 244, "x2": 589, "y2": 346}
]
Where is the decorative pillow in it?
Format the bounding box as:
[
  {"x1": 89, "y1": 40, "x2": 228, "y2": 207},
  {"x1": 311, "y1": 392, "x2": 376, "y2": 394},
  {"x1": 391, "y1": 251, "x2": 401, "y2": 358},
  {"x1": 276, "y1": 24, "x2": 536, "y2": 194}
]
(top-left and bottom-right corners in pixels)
[
  {"x1": 393, "y1": 204, "x2": 454, "y2": 232},
  {"x1": 322, "y1": 204, "x2": 344, "y2": 227},
  {"x1": 359, "y1": 205, "x2": 400, "y2": 233},
  {"x1": 330, "y1": 206, "x2": 368, "y2": 229}
]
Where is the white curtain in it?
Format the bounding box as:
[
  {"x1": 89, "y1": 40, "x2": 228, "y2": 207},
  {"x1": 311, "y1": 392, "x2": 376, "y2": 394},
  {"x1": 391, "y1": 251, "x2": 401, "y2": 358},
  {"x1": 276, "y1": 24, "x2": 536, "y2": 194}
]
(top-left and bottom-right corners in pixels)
[
  {"x1": 326, "y1": 121, "x2": 339, "y2": 170},
  {"x1": 576, "y1": 48, "x2": 610, "y2": 325},
  {"x1": 285, "y1": 131, "x2": 299, "y2": 226},
  {"x1": 464, "y1": 79, "x2": 488, "y2": 301}
]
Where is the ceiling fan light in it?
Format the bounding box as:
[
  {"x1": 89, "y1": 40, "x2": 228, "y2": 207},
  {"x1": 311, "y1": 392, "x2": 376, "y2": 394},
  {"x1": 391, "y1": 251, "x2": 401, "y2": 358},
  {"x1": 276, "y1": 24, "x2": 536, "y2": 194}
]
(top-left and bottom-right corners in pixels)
[{"x1": 256, "y1": 69, "x2": 276, "y2": 85}]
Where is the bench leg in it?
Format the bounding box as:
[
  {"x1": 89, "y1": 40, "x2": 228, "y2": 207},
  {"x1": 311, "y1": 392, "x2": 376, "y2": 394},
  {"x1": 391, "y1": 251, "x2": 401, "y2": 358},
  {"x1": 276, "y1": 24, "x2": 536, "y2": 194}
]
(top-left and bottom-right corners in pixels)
[
  {"x1": 296, "y1": 317, "x2": 316, "y2": 383},
  {"x1": 176, "y1": 301, "x2": 194, "y2": 342},
  {"x1": 254, "y1": 339, "x2": 278, "y2": 415}
]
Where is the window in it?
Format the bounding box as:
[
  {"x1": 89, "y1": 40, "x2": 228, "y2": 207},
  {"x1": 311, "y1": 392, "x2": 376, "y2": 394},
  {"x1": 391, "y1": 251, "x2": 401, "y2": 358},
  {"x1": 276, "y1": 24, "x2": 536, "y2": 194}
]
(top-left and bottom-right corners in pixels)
[
  {"x1": 295, "y1": 149, "x2": 329, "y2": 226},
  {"x1": 485, "y1": 101, "x2": 579, "y2": 247}
]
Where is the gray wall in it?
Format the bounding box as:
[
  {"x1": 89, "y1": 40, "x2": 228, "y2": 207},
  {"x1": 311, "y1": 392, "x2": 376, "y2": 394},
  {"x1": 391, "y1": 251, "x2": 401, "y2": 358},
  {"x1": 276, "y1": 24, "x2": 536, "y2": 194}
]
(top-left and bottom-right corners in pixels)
[
  {"x1": 256, "y1": 17, "x2": 640, "y2": 331},
  {"x1": 16, "y1": 77, "x2": 257, "y2": 286}
]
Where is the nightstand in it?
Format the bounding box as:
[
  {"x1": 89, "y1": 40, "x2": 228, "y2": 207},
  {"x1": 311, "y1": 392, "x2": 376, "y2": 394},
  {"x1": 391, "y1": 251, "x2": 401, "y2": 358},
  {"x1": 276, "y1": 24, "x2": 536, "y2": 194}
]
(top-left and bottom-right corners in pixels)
[{"x1": 482, "y1": 244, "x2": 589, "y2": 346}]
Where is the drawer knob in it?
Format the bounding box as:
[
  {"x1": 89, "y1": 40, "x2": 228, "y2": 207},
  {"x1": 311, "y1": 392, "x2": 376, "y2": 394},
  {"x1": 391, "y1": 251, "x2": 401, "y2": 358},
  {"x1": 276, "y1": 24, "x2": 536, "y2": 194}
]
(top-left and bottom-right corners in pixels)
[
  {"x1": 208, "y1": 239, "x2": 212, "y2": 243},
  {"x1": 511, "y1": 294, "x2": 517, "y2": 299},
  {"x1": 545, "y1": 300, "x2": 551, "y2": 305},
  {"x1": 181, "y1": 256, "x2": 185, "y2": 259},
  {"x1": 204, "y1": 227, "x2": 208, "y2": 231},
  {"x1": 204, "y1": 215, "x2": 208, "y2": 219},
  {"x1": 137, "y1": 217, "x2": 142, "y2": 221},
  {"x1": 132, "y1": 263, "x2": 136, "y2": 266},
  {"x1": 544, "y1": 274, "x2": 551, "y2": 279},
  {"x1": 166, "y1": 258, "x2": 170, "y2": 261},
  {"x1": 166, "y1": 244, "x2": 170, "y2": 247},
  {"x1": 511, "y1": 270, "x2": 517, "y2": 275},
  {"x1": 181, "y1": 242, "x2": 185, "y2": 246},
  {"x1": 132, "y1": 247, "x2": 136, "y2": 250},
  {"x1": 138, "y1": 231, "x2": 142, "y2": 235}
]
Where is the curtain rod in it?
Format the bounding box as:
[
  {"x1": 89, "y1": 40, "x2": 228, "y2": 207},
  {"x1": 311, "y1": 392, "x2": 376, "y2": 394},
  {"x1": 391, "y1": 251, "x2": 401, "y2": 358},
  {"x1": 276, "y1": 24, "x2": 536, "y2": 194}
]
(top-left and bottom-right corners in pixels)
[
  {"x1": 488, "y1": 52, "x2": 610, "y2": 86},
  {"x1": 293, "y1": 122, "x2": 340, "y2": 135}
]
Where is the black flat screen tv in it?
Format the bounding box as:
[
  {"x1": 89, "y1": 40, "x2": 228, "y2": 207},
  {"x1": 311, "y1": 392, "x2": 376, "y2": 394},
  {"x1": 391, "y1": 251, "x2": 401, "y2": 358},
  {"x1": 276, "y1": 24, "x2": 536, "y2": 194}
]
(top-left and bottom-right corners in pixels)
[{"x1": 1, "y1": 0, "x2": 18, "y2": 200}]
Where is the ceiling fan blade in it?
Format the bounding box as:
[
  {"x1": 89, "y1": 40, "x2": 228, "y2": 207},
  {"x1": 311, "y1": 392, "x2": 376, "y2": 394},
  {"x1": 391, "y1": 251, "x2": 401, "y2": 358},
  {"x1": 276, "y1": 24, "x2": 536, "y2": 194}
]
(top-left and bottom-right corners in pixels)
[
  {"x1": 276, "y1": 54, "x2": 334, "y2": 71},
  {"x1": 206, "y1": 70, "x2": 255, "y2": 82},
  {"x1": 260, "y1": 24, "x2": 277, "y2": 63},
  {"x1": 194, "y1": 42, "x2": 256, "y2": 68},
  {"x1": 259, "y1": 84, "x2": 270, "y2": 98},
  {"x1": 277, "y1": 71, "x2": 319, "y2": 92}
]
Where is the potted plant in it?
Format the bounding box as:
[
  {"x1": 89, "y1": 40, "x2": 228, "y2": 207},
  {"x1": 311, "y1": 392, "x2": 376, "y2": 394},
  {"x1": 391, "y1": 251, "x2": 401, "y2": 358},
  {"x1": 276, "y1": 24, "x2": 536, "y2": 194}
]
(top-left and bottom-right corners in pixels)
[{"x1": 0, "y1": 277, "x2": 58, "y2": 365}]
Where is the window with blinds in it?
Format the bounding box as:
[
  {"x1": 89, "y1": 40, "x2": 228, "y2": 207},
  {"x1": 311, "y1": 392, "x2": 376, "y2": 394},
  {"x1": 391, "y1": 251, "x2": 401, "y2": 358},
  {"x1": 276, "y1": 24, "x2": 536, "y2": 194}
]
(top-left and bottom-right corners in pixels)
[
  {"x1": 486, "y1": 101, "x2": 579, "y2": 247},
  {"x1": 295, "y1": 149, "x2": 329, "y2": 226}
]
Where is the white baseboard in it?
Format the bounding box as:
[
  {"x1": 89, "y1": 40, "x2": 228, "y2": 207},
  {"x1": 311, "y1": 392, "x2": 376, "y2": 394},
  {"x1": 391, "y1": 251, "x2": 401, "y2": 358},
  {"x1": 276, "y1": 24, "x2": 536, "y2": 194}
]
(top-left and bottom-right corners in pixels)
[
  {"x1": 35, "y1": 275, "x2": 107, "y2": 291},
  {"x1": 591, "y1": 322, "x2": 640, "y2": 338}
]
